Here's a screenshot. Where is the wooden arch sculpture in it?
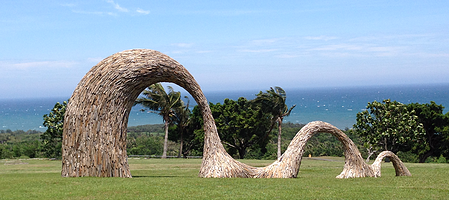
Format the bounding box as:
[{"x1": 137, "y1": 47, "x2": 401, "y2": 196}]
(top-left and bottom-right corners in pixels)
[{"x1": 61, "y1": 49, "x2": 411, "y2": 178}]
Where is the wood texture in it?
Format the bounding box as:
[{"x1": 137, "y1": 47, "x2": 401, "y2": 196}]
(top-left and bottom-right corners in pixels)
[
  {"x1": 62, "y1": 49, "x2": 411, "y2": 178},
  {"x1": 371, "y1": 151, "x2": 412, "y2": 177}
]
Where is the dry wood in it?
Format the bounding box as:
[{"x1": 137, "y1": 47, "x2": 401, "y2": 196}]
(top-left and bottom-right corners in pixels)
[
  {"x1": 371, "y1": 151, "x2": 412, "y2": 177},
  {"x1": 62, "y1": 49, "x2": 411, "y2": 178}
]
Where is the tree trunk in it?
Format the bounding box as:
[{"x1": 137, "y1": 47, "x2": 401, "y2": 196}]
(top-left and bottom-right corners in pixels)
[
  {"x1": 365, "y1": 146, "x2": 376, "y2": 162},
  {"x1": 178, "y1": 130, "x2": 183, "y2": 158},
  {"x1": 238, "y1": 146, "x2": 246, "y2": 159},
  {"x1": 277, "y1": 118, "x2": 282, "y2": 158},
  {"x1": 419, "y1": 150, "x2": 433, "y2": 163},
  {"x1": 162, "y1": 120, "x2": 169, "y2": 159}
]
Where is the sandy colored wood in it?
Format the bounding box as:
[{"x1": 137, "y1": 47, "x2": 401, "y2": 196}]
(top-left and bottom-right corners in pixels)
[
  {"x1": 62, "y1": 49, "x2": 411, "y2": 178},
  {"x1": 371, "y1": 151, "x2": 412, "y2": 177}
]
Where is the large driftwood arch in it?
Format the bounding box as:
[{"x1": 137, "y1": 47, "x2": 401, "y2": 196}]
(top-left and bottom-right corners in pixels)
[{"x1": 62, "y1": 49, "x2": 411, "y2": 178}]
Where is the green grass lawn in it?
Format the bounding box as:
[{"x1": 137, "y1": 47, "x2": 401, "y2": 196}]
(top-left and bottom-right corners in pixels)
[{"x1": 1, "y1": 157, "x2": 448, "y2": 199}]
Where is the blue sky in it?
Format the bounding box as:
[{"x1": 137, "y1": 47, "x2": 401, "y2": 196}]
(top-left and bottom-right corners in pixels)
[{"x1": 1, "y1": 0, "x2": 448, "y2": 99}]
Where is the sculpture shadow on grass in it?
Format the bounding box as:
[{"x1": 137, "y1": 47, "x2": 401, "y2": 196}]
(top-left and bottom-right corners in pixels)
[{"x1": 61, "y1": 49, "x2": 411, "y2": 178}]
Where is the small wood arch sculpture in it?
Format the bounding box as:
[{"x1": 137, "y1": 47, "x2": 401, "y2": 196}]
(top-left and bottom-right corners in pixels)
[{"x1": 61, "y1": 49, "x2": 411, "y2": 178}]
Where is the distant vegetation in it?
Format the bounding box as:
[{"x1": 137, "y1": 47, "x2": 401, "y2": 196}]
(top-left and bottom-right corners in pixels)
[
  {"x1": 1, "y1": 87, "x2": 449, "y2": 164},
  {"x1": 0, "y1": 123, "x2": 357, "y2": 160},
  {"x1": 0, "y1": 129, "x2": 42, "y2": 159}
]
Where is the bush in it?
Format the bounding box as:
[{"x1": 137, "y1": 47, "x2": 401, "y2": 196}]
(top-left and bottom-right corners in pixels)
[
  {"x1": 437, "y1": 155, "x2": 447, "y2": 163},
  {"x1": 0, "y1": 144, "x2": 13, "y2": 159},
  {"x1": 396, "y1": 151, "x2": 419, "y2": 163},
  {"x1": 127, "y1": 135, "x2": 164, "y2": 156}
]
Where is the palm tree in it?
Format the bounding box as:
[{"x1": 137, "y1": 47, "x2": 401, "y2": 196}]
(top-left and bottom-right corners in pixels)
[
  {"x1": 135, "y1": 83, "x2": 182, "y2": 158},
  {"x1": 171, "y1": 96, "x2": 191, "y2": 158},
  {"x1": 254, "y1": 86, "x2": 296, "y2": 158}
]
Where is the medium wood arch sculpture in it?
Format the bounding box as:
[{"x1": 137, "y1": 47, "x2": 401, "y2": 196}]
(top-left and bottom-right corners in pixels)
[{"x1": 62, "y1": 49, "x2": 411, "y2": 178}]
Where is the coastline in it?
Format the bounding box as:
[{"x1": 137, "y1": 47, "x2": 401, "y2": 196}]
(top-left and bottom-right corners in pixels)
[{"x1": 2, "y1": 83, "x2": 448, "y2": 131}]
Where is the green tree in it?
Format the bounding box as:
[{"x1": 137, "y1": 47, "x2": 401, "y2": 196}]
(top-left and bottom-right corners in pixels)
[
  {"x1": 407, "y1": 101, "x2": 449, "y2": 162},
  {"x1": 443, "y1": 112, "x2": 449, "y2": 159},
  {"x1": 135, "y1": 83, "x2": 182, "y2": 158},
  {"x1": 254, "y1": 87, "x2": 296, "y2": 158},
  {"x1": 211, "y1": 98, "x2": 272, "y2": 159},
  {"x1": 41, "y1": 101, "x2": 67, "y2": 158},
  {"x1": 353, "y1": 99, "x2": 426, "y2": 161},
  {"x1": 127, "y1": 135, "x2": 164, "y2": 156},
  {"x1": 185, "y1": 98, "x2": 272, "y2": 159},
  {"x1": 181, "y1": 105, "x2": 206, "y2": 157}
]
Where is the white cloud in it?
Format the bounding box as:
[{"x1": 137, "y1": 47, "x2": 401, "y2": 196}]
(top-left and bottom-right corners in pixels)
[
  {"x1": 0, "y1": 60, "x2": 77, "y2": 70},
  {"x1": 68, "y1": 1, "x2": 149, "y2": 16},
  {"x1": 349, "y1": 34, "x2": 433, "y2": 42},
  {"x1": 405, "y1": 52, "x2": 449, "y2": 58},
  {"x1": 239, "y1": 49, "x2": 278, "y2": 53},
  {"x1": 311, "y1": 44, "x2": 363, "y2": 51},
  {"x1": 307, "y1": 43, "x2": 407, "y2": 58},
  {"x1": 72, "y1": 10, "x2": 117, "y2": 16},
  {"x1": 136, "y1": 8, "x2": 150, "y2": 15},
  {"x1": 275, "y1": 54, "x2": 299, "y2": 58},
  {"x1": 251, "y1": 38, "x2": 282, "y2": 46},
  {"x1": 105, "y1": 0, "x2": 128, "y2": 12},
  {"x1": 196, "y1": 50, "x2": 212, "y2": 54},
  {"x1": 304, "y1": 36, "x2": 338, "y2": 41},
  {"x1": 180, "y1": 9, "x2": 270, "y2": 16}
]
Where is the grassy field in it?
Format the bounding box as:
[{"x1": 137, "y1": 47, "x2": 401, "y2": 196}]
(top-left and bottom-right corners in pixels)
[{"x1": 1, "y1": 157, "x2": 448, "y2": 199}]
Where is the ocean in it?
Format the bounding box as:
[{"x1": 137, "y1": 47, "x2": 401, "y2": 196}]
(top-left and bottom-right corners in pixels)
[{"x1": 1, "y1": 84, "x2": 448, "y2": 131}]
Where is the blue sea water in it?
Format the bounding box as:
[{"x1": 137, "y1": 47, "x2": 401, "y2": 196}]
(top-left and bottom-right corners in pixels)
[{"x1": 1, "y1": 84, "x2": 448, "y2": 131}]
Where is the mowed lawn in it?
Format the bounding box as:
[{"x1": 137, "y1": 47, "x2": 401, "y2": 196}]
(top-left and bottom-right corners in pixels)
[{"x1": 0, "y1": 157, "x2": 448, "y2": 199}]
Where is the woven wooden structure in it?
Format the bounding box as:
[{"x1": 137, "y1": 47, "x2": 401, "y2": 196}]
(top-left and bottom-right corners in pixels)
[{"x1": 61, "y1": 49, "x2": 411, "y2": 178}]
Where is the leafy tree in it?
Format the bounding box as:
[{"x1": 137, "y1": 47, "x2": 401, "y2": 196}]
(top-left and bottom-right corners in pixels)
[
  {"x1": 278, "y1": 122, "x2": 305, "y2": 140},
  {"x1": 180, "y1": 105, "x2": 206, "y2": 157},
  {"x1": 353, "y1": 99, "x2": 426, "y2": 161},
  {"x1": 407, "y1": 102, "x2": 449, "y2": 162},
  {"x1": 135, "y1": 83, "x2": 182, "y2": 158},
  {"x1": 185, "y1": 98, "x2": 272, "y2": 159},
  {"x1": 21, "y1": 140, "x2": 40, "y2": 158},
  {"x1": 303, "y1": 132, "x2": 344, "y2": 157},
  {"x1": 254, "y1": 87, "x2": 296, "y2": 158},
  {"x1": 0, "y1": 132, "x2": 12, "y2": 144},
  {"x1": 41, "y1": 101, "x2": 67, "y2": 158},
  {"x1": 127, "y1": 135, "x2": 164, "y2": 156},
  {"x1": 0, "y1": 144, "x2": 11, "y2": 159},
  {"x1": 12, "y1": 144, "x2": 21, "y2": 157},
  {"x1": 443, "y1": 112, "x2": 449, "y2": 159},
  {"x1": 210, "y1": 98, "x2": 272, "y2": 159}
]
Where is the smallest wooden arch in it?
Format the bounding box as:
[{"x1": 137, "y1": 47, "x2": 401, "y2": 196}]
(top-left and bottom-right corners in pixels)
[{"x1": 371, "y1": 151, "x2": 412, "y2": 177}]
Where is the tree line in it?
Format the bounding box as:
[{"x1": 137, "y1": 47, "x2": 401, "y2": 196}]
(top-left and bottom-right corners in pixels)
[
  {"x1": 2, "y1": 84, "x2": 449, "y2": 163},
  {"x1": 0, "y1": 129, "x2": 42, "y2": 159}
]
